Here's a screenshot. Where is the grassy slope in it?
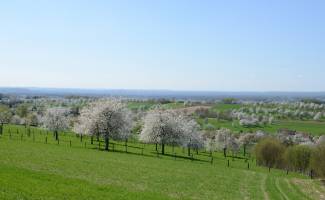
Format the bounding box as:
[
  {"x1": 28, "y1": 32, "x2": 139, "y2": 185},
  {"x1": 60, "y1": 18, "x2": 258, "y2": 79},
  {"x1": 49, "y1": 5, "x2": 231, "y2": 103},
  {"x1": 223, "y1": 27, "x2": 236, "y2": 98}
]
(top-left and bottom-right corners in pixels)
[{"x1": 0, "y1": 125, "x2": 324, "y2": 200}]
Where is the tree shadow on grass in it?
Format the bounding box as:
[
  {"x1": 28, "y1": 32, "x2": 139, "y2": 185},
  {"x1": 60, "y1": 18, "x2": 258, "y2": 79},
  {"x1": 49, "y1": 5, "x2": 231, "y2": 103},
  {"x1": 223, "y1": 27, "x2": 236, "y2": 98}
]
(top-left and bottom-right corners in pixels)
[{"x1": 89, "y1": 146, "x2": 210, "y2": 163}]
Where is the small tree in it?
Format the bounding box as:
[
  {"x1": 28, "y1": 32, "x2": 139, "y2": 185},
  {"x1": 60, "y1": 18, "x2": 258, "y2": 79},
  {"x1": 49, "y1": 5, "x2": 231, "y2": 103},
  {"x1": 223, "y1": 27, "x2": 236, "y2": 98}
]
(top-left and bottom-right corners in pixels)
[
  {"x1": 227, "y1": 135, "x2": 240, "y2": 158},
  {"x1": 310, "y1": 142, "x2": 325, "y2": 178},
  {"x1": 215, "y1": 128, "x2": 232, "y2": 157},
  {"x1": 284, "y1": 145, "x2": 312, "y2": 173},
  {"x1": 255, "y1": 137, "x2": 285, "y2": 169},
  {"x1": 16, "y1": 103, "x2": 29, "y2": 118},
  {"x1": 239, "y1": 133, "x2": 256, "y2": 157},
  {"x1": 73, "y1": 106, "x2": 97, "y2": 143},
  {"x1": 26, "y1": 113, "x2": 40, "y2": 127},
  {"x1": 0, "y1": 105, "x2": 12, "y2": 134},
  {"x1": 42, "y1": 108, "x2": 70, "y2": 140},
  {"x1": 181, "y1": 118, "x2": 203, "y2": 156}
]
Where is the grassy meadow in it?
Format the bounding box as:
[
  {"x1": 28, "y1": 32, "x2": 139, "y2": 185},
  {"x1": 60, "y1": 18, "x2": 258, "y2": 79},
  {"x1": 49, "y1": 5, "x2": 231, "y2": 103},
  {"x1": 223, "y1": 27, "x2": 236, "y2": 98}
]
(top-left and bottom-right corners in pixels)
[
  {"x1": 198, "y1": 118, "x2": 325, "y2": 136},
  {"x1": 0, "y1": 125, "x2": 324, "y2": 200},
  {"x1": 127, "y1": 101, "x2": 325, "y2": 135}
]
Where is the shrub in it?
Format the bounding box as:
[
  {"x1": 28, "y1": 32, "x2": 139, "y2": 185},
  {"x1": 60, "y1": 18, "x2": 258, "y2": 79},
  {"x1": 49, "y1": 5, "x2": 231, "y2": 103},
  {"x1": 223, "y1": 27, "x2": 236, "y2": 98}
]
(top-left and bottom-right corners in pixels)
[
  {"x1": 284, "y1": 145, "x2": 312, "y2": 173},
  {"x1": 255, "y1": 137, "x2": 285, "y2": 169},
  {"x1": 310, "y1": 143, "x2": 325, "y2": 178}
]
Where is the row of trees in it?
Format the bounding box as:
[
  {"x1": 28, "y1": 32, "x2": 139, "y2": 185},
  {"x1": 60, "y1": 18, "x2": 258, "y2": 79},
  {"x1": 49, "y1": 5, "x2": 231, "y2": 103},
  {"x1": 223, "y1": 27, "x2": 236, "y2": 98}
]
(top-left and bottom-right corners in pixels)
[
  {"x1": 238, "y1": 101, "x2": 325, "y2": 121},
  {"x1": 39, "y1": 100, "x2": 267, "y2": 157},
  {"x1": 255, "y1": 137, "x2": 325, "y2": 178},
  {"x1": 40, "y1": 99, "x2": 218, "y2": 156}
]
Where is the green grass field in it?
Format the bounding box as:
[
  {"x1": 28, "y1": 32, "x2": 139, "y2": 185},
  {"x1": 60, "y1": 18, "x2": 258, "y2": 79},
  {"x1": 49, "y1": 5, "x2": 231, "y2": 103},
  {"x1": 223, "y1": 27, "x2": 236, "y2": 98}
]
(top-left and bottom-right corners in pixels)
[
  {"x1": 197, "y1": 103, "x2": 325, "y2": 135},
  {"x1": 198, "y1": 118, "x2": 325, "y2": 135},
  {"x1": 127, "y1": 102, "x2": 185, "y2": 111},
  {"x1": 211, "y1": 103, "x2": 243, "y2": 112},
  {"x1": 0, "y1": 125, "x2": 324, "y2": 199},
  {"x1": 128, "y1": 102, "x2": 325, "y2": 135}
]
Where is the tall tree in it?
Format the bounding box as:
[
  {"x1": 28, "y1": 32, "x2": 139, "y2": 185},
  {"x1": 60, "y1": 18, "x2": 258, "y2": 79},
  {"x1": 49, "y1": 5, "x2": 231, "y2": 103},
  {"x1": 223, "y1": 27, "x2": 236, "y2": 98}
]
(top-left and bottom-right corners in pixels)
[
  {"x1": 140, "y1": 109, "x2": 198, "y2": 155},
  {"x1": 75, "y1": 99, "x2": 132, "y2": 151}
]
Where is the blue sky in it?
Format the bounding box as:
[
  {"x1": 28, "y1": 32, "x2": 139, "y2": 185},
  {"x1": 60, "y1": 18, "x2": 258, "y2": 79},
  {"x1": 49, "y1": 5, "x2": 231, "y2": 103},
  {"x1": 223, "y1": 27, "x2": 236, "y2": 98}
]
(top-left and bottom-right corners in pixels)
[{"x1": 0, "y1": 0, "x2": 324, "y2": 91}]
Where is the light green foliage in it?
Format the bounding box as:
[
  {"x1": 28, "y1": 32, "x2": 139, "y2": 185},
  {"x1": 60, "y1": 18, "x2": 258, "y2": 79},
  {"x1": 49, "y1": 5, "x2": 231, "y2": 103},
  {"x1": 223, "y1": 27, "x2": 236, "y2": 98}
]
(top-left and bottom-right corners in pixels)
[
  {"x1": 0, "y1": 104, "x2": 12, "y2": 124},
  {"x1": 255, "y1": 137, "x2": 285, "y2": 168},
  {"x1": 285, "y1": 145, "x2": 312, "y2": 172},
  {"x1": 310, "y1": 143, "x2": 325, "y2": 178},
  {"x1": 16, "y1": 103, "x2": 29, "y2": 118}
]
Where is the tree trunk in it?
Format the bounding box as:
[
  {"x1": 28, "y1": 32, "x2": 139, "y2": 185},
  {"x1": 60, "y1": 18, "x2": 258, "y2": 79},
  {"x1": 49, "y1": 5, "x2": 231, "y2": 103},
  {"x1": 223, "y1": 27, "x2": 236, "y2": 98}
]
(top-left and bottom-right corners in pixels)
[
  {"x1": 310, "y1": 170, "x2": 313, "y2": 179},
  {"x1": 91, "y1": 136, "x2": 94, "y2": 144},
  {"x1": 223, "y1": 148, "x2": 227, "y2": 158},
  {"x1": 55, "y1": 130, "x2": 58, "y2": 141},
  {"x1": 161, "y1": 143, "x2": 165, "y2": 155},
  {"x1": 0, "y1": 123, "x2": 3, "y2": 135},
  {"x1": 155, "y1": 143, "x2": 158, "y2": 151},
  {"x1": 188, "y1": 147, "x2": 191, "y2": 156},
  {"x1": 105, "y1": 135, "x2": 109, "y2": 151},
  {"x1": 243, "y1": 144, "x2": 246, "y2": 157},
  {"x1": 125, "y1": 139, "x2": 128, "y2": 152},
  {"x1": 80, "y1": 134, "x2": 83, "y2": 142}
]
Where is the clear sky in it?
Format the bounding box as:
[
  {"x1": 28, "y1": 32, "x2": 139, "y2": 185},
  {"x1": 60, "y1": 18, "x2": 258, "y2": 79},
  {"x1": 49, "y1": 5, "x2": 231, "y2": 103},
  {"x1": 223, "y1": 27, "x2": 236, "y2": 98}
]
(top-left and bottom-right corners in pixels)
[{"x1": 0, "y1": 0, "x2": 324, "y2": 91}]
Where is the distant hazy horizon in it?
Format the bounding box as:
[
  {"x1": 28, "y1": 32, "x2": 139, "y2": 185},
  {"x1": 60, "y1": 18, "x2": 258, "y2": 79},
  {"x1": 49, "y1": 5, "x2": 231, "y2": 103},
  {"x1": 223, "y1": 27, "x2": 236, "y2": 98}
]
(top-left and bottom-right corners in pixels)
[
  {"x1": 1, "y1": 86, "x2": 325, "y2": 92},
  {"x1": 1, "y1": 0, "x2": 324, "y2": 91},
  {"x1": 2, "y1": 86, "x2": 325, "y2": 95}
]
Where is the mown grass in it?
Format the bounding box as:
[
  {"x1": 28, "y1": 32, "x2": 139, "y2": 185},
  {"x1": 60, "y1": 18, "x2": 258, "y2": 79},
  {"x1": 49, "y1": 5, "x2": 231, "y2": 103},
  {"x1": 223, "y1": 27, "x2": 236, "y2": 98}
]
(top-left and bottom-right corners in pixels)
[{"x1": 0, "y1": 125, "x2": 324, "y2": 200}]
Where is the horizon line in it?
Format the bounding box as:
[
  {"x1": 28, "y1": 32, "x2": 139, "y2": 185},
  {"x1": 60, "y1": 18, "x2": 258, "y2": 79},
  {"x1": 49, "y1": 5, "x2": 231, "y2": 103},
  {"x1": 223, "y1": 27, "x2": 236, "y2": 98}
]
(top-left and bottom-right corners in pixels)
[{"x1": 1, "y1": 86, "x2": 325, "y2": 93}]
